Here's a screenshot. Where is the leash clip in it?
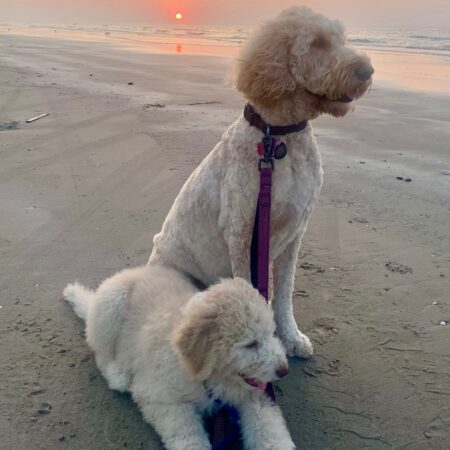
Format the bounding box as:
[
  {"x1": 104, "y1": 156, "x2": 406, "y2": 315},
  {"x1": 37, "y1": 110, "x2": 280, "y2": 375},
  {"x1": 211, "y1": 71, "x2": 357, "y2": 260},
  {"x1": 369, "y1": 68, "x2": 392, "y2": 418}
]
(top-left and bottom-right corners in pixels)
[
  {"x1": 258, "y1": 158, "x2": 274, "y2": 171},
  {"x1": 259, "y1": 134, "x2": 274, "y2": 171}
]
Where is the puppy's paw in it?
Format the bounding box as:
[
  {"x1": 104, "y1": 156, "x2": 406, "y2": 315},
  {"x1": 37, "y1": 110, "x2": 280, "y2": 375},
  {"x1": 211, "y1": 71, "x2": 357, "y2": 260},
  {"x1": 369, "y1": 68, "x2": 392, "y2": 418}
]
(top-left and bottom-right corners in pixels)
[
  {"x1": 104, "y1": 363, "x2": 130, "y2": 392},
  {"x1": 280, "y1": 329, "x2": 313, "y2": 359}
]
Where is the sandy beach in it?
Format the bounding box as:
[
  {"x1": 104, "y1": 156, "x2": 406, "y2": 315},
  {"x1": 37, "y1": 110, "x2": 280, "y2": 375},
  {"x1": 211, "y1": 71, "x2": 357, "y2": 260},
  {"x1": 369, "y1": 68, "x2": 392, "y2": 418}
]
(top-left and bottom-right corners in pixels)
[{"x1": 1, "y1": 28, "x2": 449, "y2": 449}]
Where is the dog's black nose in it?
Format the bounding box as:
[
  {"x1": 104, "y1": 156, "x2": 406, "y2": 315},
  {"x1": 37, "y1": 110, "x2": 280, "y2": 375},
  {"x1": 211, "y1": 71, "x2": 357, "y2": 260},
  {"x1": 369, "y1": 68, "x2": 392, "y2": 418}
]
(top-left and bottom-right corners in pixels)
[
  {"x1": 355, "y1": 63, "x2": 374, "y2": 81},
  {"x1": 276, "y1": 365, "x2": 289, "y2": 379}
]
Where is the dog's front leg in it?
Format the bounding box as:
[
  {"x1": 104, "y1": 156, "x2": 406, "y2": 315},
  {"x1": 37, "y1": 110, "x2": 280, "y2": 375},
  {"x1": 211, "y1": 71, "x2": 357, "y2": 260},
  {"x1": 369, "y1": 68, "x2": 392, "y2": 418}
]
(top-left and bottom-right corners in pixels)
[
  {"x1": 141, "y1": 402, "x2": 211, "y2": 450},
  {"x1": 224, "y1": 228, "x2": 252, "y2": 281},
  {"x1": 239, "y1": 396, "x2": 295, "y2": 450},
  {"x1": 273, "y1": 235, "x2": 313, "y2": 358},
  {"x1": 219, "y1": 173, "x2": 258, "y2": 282}
]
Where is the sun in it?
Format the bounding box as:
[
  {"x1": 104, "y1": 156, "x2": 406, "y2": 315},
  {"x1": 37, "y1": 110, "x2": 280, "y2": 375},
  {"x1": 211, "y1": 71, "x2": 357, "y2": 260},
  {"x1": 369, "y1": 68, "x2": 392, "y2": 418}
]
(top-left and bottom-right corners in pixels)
[{"x1": 175, "y1": 12, "x2": 183, "y2": 21}]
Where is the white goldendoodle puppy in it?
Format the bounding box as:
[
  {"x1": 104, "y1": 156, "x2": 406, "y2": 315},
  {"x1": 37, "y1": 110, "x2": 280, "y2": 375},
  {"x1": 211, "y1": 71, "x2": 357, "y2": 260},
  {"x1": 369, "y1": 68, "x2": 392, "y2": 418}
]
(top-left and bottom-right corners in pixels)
[
  {"x1": 148, "y1": 7, "x2": 373, "y2": 358},
  {"x1": 63, "y1": 268, "x2": 294, "y2": 450}
]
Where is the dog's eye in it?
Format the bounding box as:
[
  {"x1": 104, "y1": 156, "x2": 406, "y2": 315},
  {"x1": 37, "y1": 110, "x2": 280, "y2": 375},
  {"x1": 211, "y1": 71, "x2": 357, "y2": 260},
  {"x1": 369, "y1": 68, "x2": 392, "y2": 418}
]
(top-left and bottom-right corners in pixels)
[
  {"x1": 311, "y1": 34, "x2": 329, "y2": 49},
  {"x1": 244, "y1": 340, "x2": 259, "y2": 349}
]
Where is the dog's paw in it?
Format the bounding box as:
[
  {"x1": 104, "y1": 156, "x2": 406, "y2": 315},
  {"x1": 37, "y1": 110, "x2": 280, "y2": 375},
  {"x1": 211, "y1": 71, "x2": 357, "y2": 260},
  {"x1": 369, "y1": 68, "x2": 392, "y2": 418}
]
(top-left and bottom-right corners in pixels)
[
  {"x1": 104, "y1": 363, "x2": 130, "y2": 392},
  {"x1": 280, "y1": 329, "x2": 313, "y2": 359}
]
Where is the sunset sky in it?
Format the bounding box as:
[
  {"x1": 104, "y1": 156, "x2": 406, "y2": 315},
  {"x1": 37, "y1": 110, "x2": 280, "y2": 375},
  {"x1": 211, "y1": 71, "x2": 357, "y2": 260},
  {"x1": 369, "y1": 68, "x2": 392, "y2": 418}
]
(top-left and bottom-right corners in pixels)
[{"x1": 1, "y1": 0, "x2": 449, "y2": 27}]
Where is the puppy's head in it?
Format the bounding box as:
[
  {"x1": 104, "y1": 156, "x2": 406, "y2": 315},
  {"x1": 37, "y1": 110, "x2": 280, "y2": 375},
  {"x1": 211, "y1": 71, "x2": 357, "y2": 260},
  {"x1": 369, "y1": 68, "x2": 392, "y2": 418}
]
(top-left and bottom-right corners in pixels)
[
  {"x1": 172, "y1": 278, "x2": 288, "y2": 392},
  {"x1": 234, "y1": 6, "x2": 373, "y2": 118}
]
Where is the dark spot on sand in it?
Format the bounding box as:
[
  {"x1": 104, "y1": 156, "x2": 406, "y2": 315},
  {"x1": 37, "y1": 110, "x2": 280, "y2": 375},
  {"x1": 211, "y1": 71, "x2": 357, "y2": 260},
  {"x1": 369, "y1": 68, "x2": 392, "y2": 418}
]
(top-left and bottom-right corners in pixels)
[
  {"x1": 0, "y1": 121, "x2": 20, "y2": 131},
  {"x1": 385, "y1": 261, "x2": 413, "y2": 274}
]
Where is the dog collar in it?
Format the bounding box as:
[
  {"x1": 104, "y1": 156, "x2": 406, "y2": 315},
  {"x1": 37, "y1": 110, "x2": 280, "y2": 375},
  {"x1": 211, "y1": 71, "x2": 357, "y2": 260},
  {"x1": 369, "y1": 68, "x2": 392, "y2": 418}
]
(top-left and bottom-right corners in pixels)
[{"x1": 244, "y1": 103, "x2": 308, "y2": 136}]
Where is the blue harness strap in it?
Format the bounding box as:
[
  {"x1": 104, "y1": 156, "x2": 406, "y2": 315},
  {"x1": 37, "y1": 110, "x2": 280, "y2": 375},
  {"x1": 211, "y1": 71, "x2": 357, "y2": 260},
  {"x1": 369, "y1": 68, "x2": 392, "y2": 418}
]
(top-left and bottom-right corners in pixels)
[{"x1": 206, "y1": 398, "x2": 242, "y2": 450}]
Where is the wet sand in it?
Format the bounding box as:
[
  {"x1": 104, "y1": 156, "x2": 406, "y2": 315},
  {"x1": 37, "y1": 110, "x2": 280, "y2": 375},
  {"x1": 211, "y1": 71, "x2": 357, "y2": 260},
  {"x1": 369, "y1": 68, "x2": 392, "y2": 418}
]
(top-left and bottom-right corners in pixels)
[{"x1": 1, "y1": 32, "x2": 449, "y2": 449}]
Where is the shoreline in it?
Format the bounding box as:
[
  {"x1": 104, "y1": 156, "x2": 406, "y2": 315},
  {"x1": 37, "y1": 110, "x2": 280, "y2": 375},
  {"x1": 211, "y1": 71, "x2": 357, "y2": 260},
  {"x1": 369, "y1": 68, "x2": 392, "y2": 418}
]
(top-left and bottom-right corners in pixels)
[{"x1": 2, "y1": 25, "x2": 450, "y2": 95}]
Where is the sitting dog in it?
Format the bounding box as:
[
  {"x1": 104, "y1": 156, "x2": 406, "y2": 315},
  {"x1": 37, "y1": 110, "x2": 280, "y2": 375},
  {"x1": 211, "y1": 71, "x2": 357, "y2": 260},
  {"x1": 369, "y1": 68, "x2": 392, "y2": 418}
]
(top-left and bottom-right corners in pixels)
[
  {"x1": 148, "y1": 6, "x2": 373, "y2": 358},
  {"x1": 63, "y1": 267, "x2": 294, "y2": 450}
]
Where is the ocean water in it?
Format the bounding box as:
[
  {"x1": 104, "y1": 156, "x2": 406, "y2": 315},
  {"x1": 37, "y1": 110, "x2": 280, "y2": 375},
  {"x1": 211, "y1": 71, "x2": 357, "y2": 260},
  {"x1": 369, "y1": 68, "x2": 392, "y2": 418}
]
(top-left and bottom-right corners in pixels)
[
  {"x1": 15, "y1": 23, "x2": 450, "y2": 56},
  {"x1": 3, "y1": 22, "x2": 449, "y2": 92},
  {"x1": 347, "y1": 27, "x2": 450, "y2": 55}
]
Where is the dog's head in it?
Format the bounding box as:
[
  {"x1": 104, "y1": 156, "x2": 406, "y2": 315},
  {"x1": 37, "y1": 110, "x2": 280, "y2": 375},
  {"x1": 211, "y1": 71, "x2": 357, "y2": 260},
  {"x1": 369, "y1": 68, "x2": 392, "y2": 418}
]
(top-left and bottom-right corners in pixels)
[
  {"x1": 234, "y1": 6, "x2": 373, "y2": 119},
  {"x1": 172, "y1": 278, "x2": 288, "y2": 394}
]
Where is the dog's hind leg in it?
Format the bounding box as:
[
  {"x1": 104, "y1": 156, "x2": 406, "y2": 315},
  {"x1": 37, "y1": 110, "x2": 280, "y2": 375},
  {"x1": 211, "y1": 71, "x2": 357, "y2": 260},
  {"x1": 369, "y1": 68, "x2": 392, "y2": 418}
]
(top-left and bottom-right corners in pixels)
[
  {"x1": 273, "y1": 234, "x2": 313, "y2": 358},
  {"x1": 85, "y1": 277, "x2": 132, "y2": 391},
  {"x1": 140, "y1": 402, "x2": 211, "y2": 450}
]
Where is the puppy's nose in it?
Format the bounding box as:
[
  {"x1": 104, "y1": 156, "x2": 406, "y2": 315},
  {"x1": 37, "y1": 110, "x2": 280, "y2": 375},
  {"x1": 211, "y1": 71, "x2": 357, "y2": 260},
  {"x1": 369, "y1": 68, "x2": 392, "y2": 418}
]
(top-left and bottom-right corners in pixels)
[
  {"x1": 276, "y1": 365, "x2": 289, "y2": 379},
  {"x1": 355, "y1": 62, "x2": 374, "y2": 81}
]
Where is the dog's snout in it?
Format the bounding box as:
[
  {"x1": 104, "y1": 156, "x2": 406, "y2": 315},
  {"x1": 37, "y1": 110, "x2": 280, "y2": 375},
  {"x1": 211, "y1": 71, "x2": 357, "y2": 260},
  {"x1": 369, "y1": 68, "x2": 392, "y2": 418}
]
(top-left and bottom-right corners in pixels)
[
  {"x1": 355, "y1": 62, "x2": 374, "y2": 82},
  {"x1": 276, "y1": 365, "x2": 289, "y2": 379}
]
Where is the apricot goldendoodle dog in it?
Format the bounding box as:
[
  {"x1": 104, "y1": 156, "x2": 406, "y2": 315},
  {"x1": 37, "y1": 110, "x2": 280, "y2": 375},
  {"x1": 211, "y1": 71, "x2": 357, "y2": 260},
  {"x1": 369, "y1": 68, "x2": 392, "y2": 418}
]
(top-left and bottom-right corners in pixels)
[{"x1": 149, "y1": 6, "x2": 373, "y2": 358}]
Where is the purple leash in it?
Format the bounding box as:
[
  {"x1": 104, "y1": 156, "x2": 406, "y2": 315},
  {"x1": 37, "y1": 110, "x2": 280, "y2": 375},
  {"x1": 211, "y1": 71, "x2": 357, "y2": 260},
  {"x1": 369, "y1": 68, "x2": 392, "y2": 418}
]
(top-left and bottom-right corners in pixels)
[
  {"x1": 256, "y1": 166, "x2": 272, "y2": 301},
  {"x1": 210, "y1": 136, "x2": 277, "y2": 450},
  {"x1": 253, "y1": 134, "x2": 278, "y2": 402},
  {"x1": 211, "y1": 105, "x2": 307, "y2": 449}
]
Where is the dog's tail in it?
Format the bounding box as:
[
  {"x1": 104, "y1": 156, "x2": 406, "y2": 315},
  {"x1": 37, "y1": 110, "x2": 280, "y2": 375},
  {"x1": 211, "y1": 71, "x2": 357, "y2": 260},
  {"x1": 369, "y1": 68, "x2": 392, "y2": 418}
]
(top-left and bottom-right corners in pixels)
[{"x1": 63, "y1": 282, "x2": 95, "y2": 320}]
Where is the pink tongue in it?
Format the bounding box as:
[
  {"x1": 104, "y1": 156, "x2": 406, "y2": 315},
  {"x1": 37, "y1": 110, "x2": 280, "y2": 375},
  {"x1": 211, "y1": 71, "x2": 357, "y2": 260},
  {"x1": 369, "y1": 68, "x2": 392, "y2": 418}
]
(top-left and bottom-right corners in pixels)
[{"x1": 245, "y1": 378, "x2": 267, "y2": 391}]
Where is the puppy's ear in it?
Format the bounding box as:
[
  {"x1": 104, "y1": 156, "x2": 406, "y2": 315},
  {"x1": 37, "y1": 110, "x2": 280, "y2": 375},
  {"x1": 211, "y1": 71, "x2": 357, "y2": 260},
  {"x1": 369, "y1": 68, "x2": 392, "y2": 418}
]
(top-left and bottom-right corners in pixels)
[{"x1": 172, "y1": 300, "x2": 218, "y2": 380}]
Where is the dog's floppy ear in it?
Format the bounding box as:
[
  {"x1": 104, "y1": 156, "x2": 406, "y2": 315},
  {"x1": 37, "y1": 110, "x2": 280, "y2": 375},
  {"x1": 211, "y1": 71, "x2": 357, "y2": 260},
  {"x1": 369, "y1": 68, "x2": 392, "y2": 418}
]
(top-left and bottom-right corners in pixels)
[
  {"x1": 172, "y1": 298, "x2": 219, "y2": 380},
  {"x1": 233, "y1": 28, "x2": 296, "y2": 105}
]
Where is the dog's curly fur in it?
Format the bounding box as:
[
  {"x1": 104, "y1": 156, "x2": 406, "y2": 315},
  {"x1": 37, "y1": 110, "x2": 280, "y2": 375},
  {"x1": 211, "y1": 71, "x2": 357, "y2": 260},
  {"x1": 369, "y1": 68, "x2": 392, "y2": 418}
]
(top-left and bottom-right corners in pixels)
[
  {"x1": 149, "y1": 6, "x2": 373, "y2": 358},
  {"x1": 64, "y1": 268, "x2": 293, "y2": 450}
]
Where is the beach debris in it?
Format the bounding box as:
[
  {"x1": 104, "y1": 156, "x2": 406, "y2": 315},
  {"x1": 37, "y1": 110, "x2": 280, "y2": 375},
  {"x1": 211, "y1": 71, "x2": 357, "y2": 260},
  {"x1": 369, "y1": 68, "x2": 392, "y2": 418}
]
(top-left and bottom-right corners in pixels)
[
  {"x1": 143, "y1": 103, "x2": 166, "y2": 109},
  {"x1": 26, "y1": 113, "x2": 49, "y2": 123},
  {"x1": 432, "y1": 301, "x2": 439, "y2": 305},
  {"x1": 351, "y1": 216, "x2": 369, "y2": 224},
  {"x1": 37, "y1": 402, "x2": 52, "y2": 415},
  {"x1": 188, "y1": 101, "x2": 221, "y2": 106},
  {"x1": 0, "y1": 120, "x2": 20, "y2": 131},
  {"x1": 29, "y1": 387, "x2": 45, "y2": 395},
  {"x1": 439, "y1": 320, "x2": 447, "y2": 326},
  {"x1": 385, "y1": 261, "x2": 413, "y2": 274},
  {"x1": 294, "y1": 289, "x2": 309, "y2": 298},
  {"x1": 300, "y1": 262, "x2": 325, "y2": 273},
  {"x1": 442, "y1": 170, "x2": 450, "y2": 176},
  {"x1": 128, "y1": 82, "x2": 134, "y2": 85}
]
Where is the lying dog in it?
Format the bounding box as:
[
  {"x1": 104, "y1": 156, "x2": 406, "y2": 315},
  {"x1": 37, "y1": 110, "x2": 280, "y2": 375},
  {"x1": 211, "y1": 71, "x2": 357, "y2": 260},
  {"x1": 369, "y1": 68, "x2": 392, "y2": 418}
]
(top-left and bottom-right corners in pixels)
[
  {"x1": 148, "y1": 6, "x2": 373, "y2": 358},
  {"x1": 64, "y1": 267, "x2": 294, "y2": 450}
]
